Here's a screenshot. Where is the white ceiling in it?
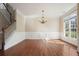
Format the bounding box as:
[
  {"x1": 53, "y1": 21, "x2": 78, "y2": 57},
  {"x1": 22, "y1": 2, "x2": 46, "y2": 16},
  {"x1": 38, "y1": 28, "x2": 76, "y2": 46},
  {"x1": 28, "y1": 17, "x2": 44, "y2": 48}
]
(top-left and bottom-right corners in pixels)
[{"x1": 10, "y1": 3, "x2": 77, "y2": 18}]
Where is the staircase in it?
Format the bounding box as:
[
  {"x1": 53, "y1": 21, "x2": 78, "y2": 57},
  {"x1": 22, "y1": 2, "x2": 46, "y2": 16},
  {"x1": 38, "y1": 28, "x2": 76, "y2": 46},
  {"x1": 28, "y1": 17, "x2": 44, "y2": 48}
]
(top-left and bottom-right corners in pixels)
[{"x1": 0, "y1": 3, "x2": 16, "y2": 50}]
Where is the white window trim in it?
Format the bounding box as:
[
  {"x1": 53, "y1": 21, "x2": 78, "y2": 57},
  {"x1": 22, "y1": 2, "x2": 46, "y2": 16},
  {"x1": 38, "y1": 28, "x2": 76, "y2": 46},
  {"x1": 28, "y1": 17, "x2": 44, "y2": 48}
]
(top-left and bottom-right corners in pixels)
[{"x1": 64, "y1": 11, "x2": 77, "y2": 40}]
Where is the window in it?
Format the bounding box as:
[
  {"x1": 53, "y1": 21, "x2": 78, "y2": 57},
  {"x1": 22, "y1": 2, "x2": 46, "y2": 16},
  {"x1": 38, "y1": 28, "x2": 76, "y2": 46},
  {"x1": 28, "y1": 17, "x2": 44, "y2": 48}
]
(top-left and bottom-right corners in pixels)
[
  {"x1": 64, "y1": 11, "x2": 77, "y2": 39},
  {"x1": 65, "y1": 20, "x2": 69, "y2": 37},
  {"x1": 70, "y1": 16, "x2": 77, "y2": 38}
]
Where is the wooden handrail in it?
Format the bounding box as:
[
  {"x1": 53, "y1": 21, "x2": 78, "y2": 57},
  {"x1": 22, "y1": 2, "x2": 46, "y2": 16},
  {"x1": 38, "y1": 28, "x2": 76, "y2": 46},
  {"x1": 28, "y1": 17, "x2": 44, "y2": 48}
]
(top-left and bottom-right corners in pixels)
[
  {"x1": 0, "y1": 3, "x2": 16, "y2": 50},
  {"x1": 3, "y1": 3, "x2": 12, "y2": 24},
  {"x1": 3, "y1": 3, "x2": 11, "y2": 16},
  {"x1": 1, "y1": 28, "x2": 5, "y2": 50},
  {"x1": 1, "y1": 3, "x2": 16, "y2": 30}
]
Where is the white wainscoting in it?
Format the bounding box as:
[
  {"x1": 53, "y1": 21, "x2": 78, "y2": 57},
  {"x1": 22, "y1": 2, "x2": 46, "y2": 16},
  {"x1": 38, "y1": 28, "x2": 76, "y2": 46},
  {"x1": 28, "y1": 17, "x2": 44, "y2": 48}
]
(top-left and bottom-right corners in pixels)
[
  {"x1": 60, "y1": 32, "x2": 77, "y2": 46},
  {"x1": 4, "y1": 32, "x2": 77, "y2": 50},
  {"x1": 5, "y1": 32, "x2": 60, "y2": 50},
  {"x1": 25, "y1": 32, "x2": 60, "y2": 39},
  {"x1": 5, "y1": 31, "x2": 59, "y2": 50},
  {"x1": 5, "y1": 31, "x2": 25, "y2": 50}
]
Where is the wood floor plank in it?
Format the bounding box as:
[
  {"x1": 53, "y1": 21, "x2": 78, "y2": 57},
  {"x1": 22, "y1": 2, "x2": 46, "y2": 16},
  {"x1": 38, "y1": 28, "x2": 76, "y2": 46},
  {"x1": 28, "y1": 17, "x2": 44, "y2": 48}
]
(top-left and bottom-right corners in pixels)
[{"x1": 0, "y1": 39, "x2": 78, "y2": 56}]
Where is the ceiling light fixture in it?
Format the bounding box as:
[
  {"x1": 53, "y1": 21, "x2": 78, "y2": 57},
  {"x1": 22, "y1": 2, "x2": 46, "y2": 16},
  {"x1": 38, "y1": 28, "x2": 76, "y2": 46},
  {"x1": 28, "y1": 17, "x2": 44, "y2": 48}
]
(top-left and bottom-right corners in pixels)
[{"x1": 39, "y1": 10, "x2": 47, "y2": 24}]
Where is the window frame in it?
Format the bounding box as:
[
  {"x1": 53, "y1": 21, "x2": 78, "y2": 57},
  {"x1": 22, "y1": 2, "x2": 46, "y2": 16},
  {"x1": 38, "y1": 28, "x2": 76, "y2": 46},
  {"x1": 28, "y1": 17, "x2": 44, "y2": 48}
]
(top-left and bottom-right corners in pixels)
[{"x1": 64, "y1": 11, "x2": 77, "y2": 40}]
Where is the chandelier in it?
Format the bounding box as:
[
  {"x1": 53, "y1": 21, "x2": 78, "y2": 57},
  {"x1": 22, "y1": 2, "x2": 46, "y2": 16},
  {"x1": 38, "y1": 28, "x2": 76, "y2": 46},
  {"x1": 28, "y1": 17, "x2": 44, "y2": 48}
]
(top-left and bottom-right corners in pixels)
[{"x1": 39, "y1": 10, "x2": 47, "y2": 24}]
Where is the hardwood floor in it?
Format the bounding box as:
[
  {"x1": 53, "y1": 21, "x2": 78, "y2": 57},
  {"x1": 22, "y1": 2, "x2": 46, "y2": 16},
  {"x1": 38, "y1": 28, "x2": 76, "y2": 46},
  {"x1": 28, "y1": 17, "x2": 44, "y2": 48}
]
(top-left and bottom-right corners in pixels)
[{"x1": 0, "y1": 39, "x2": 78, "y2": 56}]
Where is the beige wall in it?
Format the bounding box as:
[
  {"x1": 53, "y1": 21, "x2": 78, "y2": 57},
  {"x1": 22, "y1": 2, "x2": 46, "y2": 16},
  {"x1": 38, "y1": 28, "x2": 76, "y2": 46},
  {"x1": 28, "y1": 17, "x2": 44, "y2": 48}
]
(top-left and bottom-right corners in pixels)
[
  {"x1": 59, "y1": 17, "x2": 64, "y2": 32},
  {"x1": 25, "y1": 17, "x2": 60, "y2": 39},
  {"x1": 16, "y1": 9, "x2": 25, "y2": 32},
  {"x1": 25, "y1": 17, "x2": 59, "y2": 32}
]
